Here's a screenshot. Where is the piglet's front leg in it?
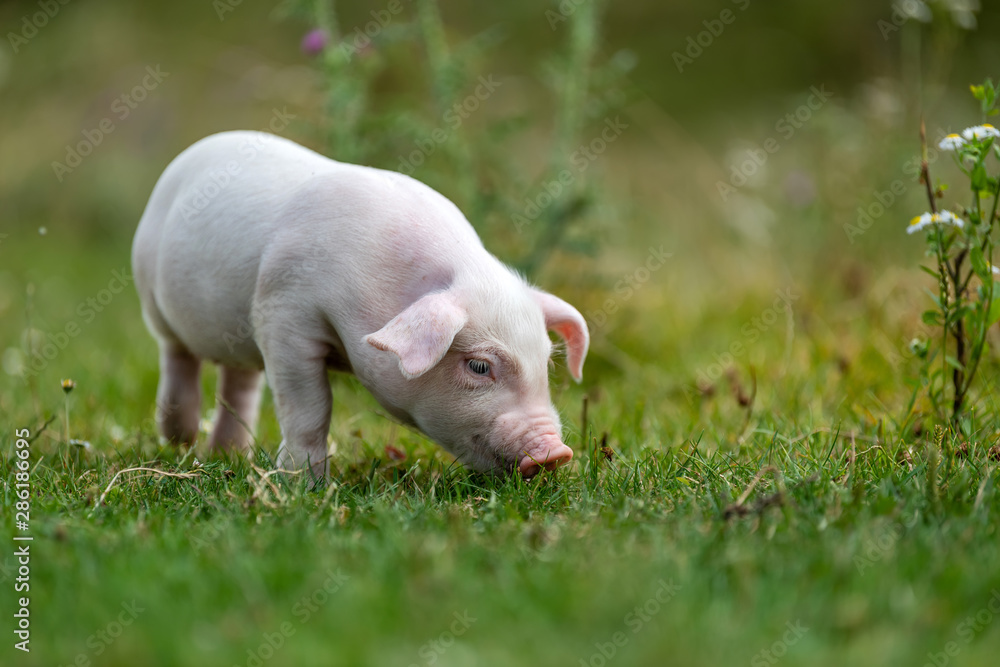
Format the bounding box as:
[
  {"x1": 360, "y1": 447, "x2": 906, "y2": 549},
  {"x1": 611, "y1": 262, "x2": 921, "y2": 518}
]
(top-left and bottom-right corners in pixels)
[{"x1": 258, "y1": 329, "x2": 333, "y2": 481}]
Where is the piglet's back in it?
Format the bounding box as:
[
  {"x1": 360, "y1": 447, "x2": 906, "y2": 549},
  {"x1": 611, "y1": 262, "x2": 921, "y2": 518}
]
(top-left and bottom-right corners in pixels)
[{"x1": 132, "y1": 131, "x2": 344, "y2": 365}]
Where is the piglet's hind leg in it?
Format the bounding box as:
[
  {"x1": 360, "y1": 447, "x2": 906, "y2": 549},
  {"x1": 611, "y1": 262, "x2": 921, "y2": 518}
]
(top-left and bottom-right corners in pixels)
[
  {"x1": 209, "y1": 366, "x2": 263, "y2": 454},
  {"x1": 156, "y1": 343, "x2": 202, "y2": 446}
]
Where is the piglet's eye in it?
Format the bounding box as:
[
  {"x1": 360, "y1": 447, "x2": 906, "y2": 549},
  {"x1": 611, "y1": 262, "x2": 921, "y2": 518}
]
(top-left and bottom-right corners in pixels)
[{"x1": 467, "y1": 359, "x2": 491, "y2": 376}]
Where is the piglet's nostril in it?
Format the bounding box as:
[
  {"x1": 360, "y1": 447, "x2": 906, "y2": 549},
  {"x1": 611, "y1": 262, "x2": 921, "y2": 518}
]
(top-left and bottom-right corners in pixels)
[{"x1": 518, "y1": 443, "x2": 573, "y2": 478}]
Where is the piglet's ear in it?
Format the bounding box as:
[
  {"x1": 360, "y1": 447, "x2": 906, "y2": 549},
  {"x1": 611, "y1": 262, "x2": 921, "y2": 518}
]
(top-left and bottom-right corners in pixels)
[
  {"x1": 533, "y1": 289, "x2": 590, "y2": 382},
  {"x1": 365, "y1": 292, "x2": 468, "y2": 380}
]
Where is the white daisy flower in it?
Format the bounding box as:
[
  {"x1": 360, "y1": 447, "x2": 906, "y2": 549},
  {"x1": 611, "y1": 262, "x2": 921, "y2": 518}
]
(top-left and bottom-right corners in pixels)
[
  {"x1": 899, "y1": 0, "x2": 932, "y2": 22},
  {"x1": 938, "y1": 134, "x2": 965, "y2": 151},
  {"x1": 961, "y1": 124, "x2": 1000, "y2": 141},
  {"x1": 109, "y1": 424, "x2": 126, "y2": 443},
  {"x1": 945, "y1": 0, "x2": 979, "y2": 30},
  {"x1": 907, "y1": 210, "x2": 965, "y2": 234}
]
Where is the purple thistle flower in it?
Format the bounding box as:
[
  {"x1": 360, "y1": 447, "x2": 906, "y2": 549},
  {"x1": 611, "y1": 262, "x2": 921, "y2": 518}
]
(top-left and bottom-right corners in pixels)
[{"x1": 301, "y1": 28, "x2": 329, "y2": 56}]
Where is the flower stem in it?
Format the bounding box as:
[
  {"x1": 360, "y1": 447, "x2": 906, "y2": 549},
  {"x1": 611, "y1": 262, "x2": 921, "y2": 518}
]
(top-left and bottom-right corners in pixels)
[{"x1": 922, "y1": 119, "x2": 951, "y2": 420}]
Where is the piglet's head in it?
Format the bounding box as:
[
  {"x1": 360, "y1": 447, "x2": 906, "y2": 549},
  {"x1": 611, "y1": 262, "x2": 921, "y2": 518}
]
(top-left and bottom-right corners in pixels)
[{"x1": 364, "y1": 281, "x2": 588, "y2": 476}]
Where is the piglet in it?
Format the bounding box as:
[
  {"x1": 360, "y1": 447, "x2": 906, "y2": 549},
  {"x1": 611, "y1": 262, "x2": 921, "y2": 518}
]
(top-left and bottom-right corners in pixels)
[{"x1": 132, "y1": 131, "x2": 588, "y2": 478}]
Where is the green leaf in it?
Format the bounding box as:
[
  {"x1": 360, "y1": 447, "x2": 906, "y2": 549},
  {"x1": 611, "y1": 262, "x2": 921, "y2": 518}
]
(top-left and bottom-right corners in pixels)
[
  {"x1": 945, "y1": 355, "x2": 966, "y2": 372},
  {"x1": 988, "y1": 297, "x2": 1000, "y2": 328},
  {"x1": 972, "y1": 163, "x2": 988, "y2": 191},
  {"x1": 970, "y1": 245, "x2": 990, "y2": 281},
  {"x1": 948, "y1": 305, "x2": 973, "y2": 326},
  {"x1": 922, "y1": 310, "x2": 942, "y2": 326}
]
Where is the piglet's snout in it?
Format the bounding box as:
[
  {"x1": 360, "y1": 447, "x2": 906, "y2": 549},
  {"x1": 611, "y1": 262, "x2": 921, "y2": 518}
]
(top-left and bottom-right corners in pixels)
[
  {"x1": 519, "y1": 441, "x2": 573, "y2": 477},
  {"x1": 493, "y1": 411, "x2": 573, "y2": 477}
]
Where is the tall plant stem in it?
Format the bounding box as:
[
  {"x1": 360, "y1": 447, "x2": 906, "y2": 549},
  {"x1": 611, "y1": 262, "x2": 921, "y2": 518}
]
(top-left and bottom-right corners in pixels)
[
  {"x1": 521, "y1": 0, "x2": 602, "y2": 274},
  {"x1": 921, "y1": 122, "x2": 945, "y2": 412}
]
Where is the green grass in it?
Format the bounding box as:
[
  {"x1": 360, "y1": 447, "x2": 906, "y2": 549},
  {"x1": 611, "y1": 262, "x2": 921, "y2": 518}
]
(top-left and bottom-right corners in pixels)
[
  {"x1": 3, "y1": 233, "x2": 1000, "y2": 667},
  {"x1": 4, "y1": 2, "x2": 1000, "y2": 665}
]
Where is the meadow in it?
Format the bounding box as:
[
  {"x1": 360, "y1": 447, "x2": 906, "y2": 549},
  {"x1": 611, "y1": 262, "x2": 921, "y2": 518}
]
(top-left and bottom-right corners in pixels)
[{"x1": 2, "y1": 1, "x2": 1000, "y2": 665}]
